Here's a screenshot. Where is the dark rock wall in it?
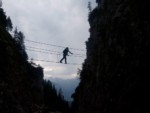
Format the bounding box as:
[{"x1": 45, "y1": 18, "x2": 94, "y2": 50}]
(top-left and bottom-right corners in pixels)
[
  {"x1": 0, "y1": 27, "x2": 44, "y2": 113},
  {"x1": 71, "y1": 0, "x2": 149, "y2": 113}
]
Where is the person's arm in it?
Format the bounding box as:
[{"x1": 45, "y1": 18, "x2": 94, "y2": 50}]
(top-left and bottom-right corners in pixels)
[{"x1": 69, "y1": 50, "x2": 73, "y2": 54}]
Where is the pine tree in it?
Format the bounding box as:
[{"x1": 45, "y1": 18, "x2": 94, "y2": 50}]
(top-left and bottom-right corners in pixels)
[
  {"x1": 0, "y1": 8, "x2": 7, "y2": 28},
  {"x1": 6, "y1": 16, "x2": 13, "y2": 31},
  {"x1": 58, "y1": 89, "x2": 64, "y2": 100},
  {"x1": 43, "y1": 80, "x2": 69, "y2": 113},
  {"x1": 88, "y1": 1, "x2": 92, "y2": 14},
  {"x1": 14, "y1": 27, "x2": 28, "y2": 60},
  {"x1": 14, "y1": 27, "x2": 25, "y2": 46}
]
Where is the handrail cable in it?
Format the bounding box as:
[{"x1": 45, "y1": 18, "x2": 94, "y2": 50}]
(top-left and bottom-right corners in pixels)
[{"x1": 25, "y1": 39, "x2": 85, "y2": 51}]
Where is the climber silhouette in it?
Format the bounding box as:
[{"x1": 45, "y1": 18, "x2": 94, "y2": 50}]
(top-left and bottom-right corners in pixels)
[{"x1": 60, "y1": 47, "x2": 73, "y2": 64}]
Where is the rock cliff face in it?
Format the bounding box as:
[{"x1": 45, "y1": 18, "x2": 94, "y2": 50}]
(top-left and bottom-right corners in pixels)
[
  {"x1": 71, "y1": 0, "x2": 149, "y2": 113},
  {"x1": 0, "y1": 26, "x2": 44, "y2": 113}
]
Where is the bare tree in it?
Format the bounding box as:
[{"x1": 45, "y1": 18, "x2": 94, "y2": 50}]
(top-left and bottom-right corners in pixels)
[
  {"x1": 0, "y1": 0, "x2": 2, "y2": 8},
  {"x1": 88, "y1": 1, "x2": 92, "y2": 13}
]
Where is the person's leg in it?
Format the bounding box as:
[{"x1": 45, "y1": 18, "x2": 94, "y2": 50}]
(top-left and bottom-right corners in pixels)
[
  {"x1": 64, "y1": 56, "x2": 67, "y2": 64},
  {"x1": 60, "y1": 55, "x2": 65, "y2": 63},
  {"x1": 60, "y1": 57, "x2": 63, "y2": 63}
]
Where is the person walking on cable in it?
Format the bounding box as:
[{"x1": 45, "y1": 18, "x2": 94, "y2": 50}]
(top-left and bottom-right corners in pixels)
[{"x1": 60, "y1": 47, "x2": 73, "y2": 64}]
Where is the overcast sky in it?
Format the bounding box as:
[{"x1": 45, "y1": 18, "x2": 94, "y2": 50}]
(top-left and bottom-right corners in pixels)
[{"x1": 3, "y1": 0, "x2": 97, "y2": 80}]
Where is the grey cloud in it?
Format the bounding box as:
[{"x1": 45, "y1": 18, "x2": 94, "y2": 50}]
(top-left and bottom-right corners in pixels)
[{"x1": 3, "y1": 0, "x2": 95, "y2": 79}]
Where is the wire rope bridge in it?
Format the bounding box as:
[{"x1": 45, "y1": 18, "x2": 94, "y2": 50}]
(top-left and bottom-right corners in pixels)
[{"x1": 25, "y1": 39, "x2": 86, "y2": 66}]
